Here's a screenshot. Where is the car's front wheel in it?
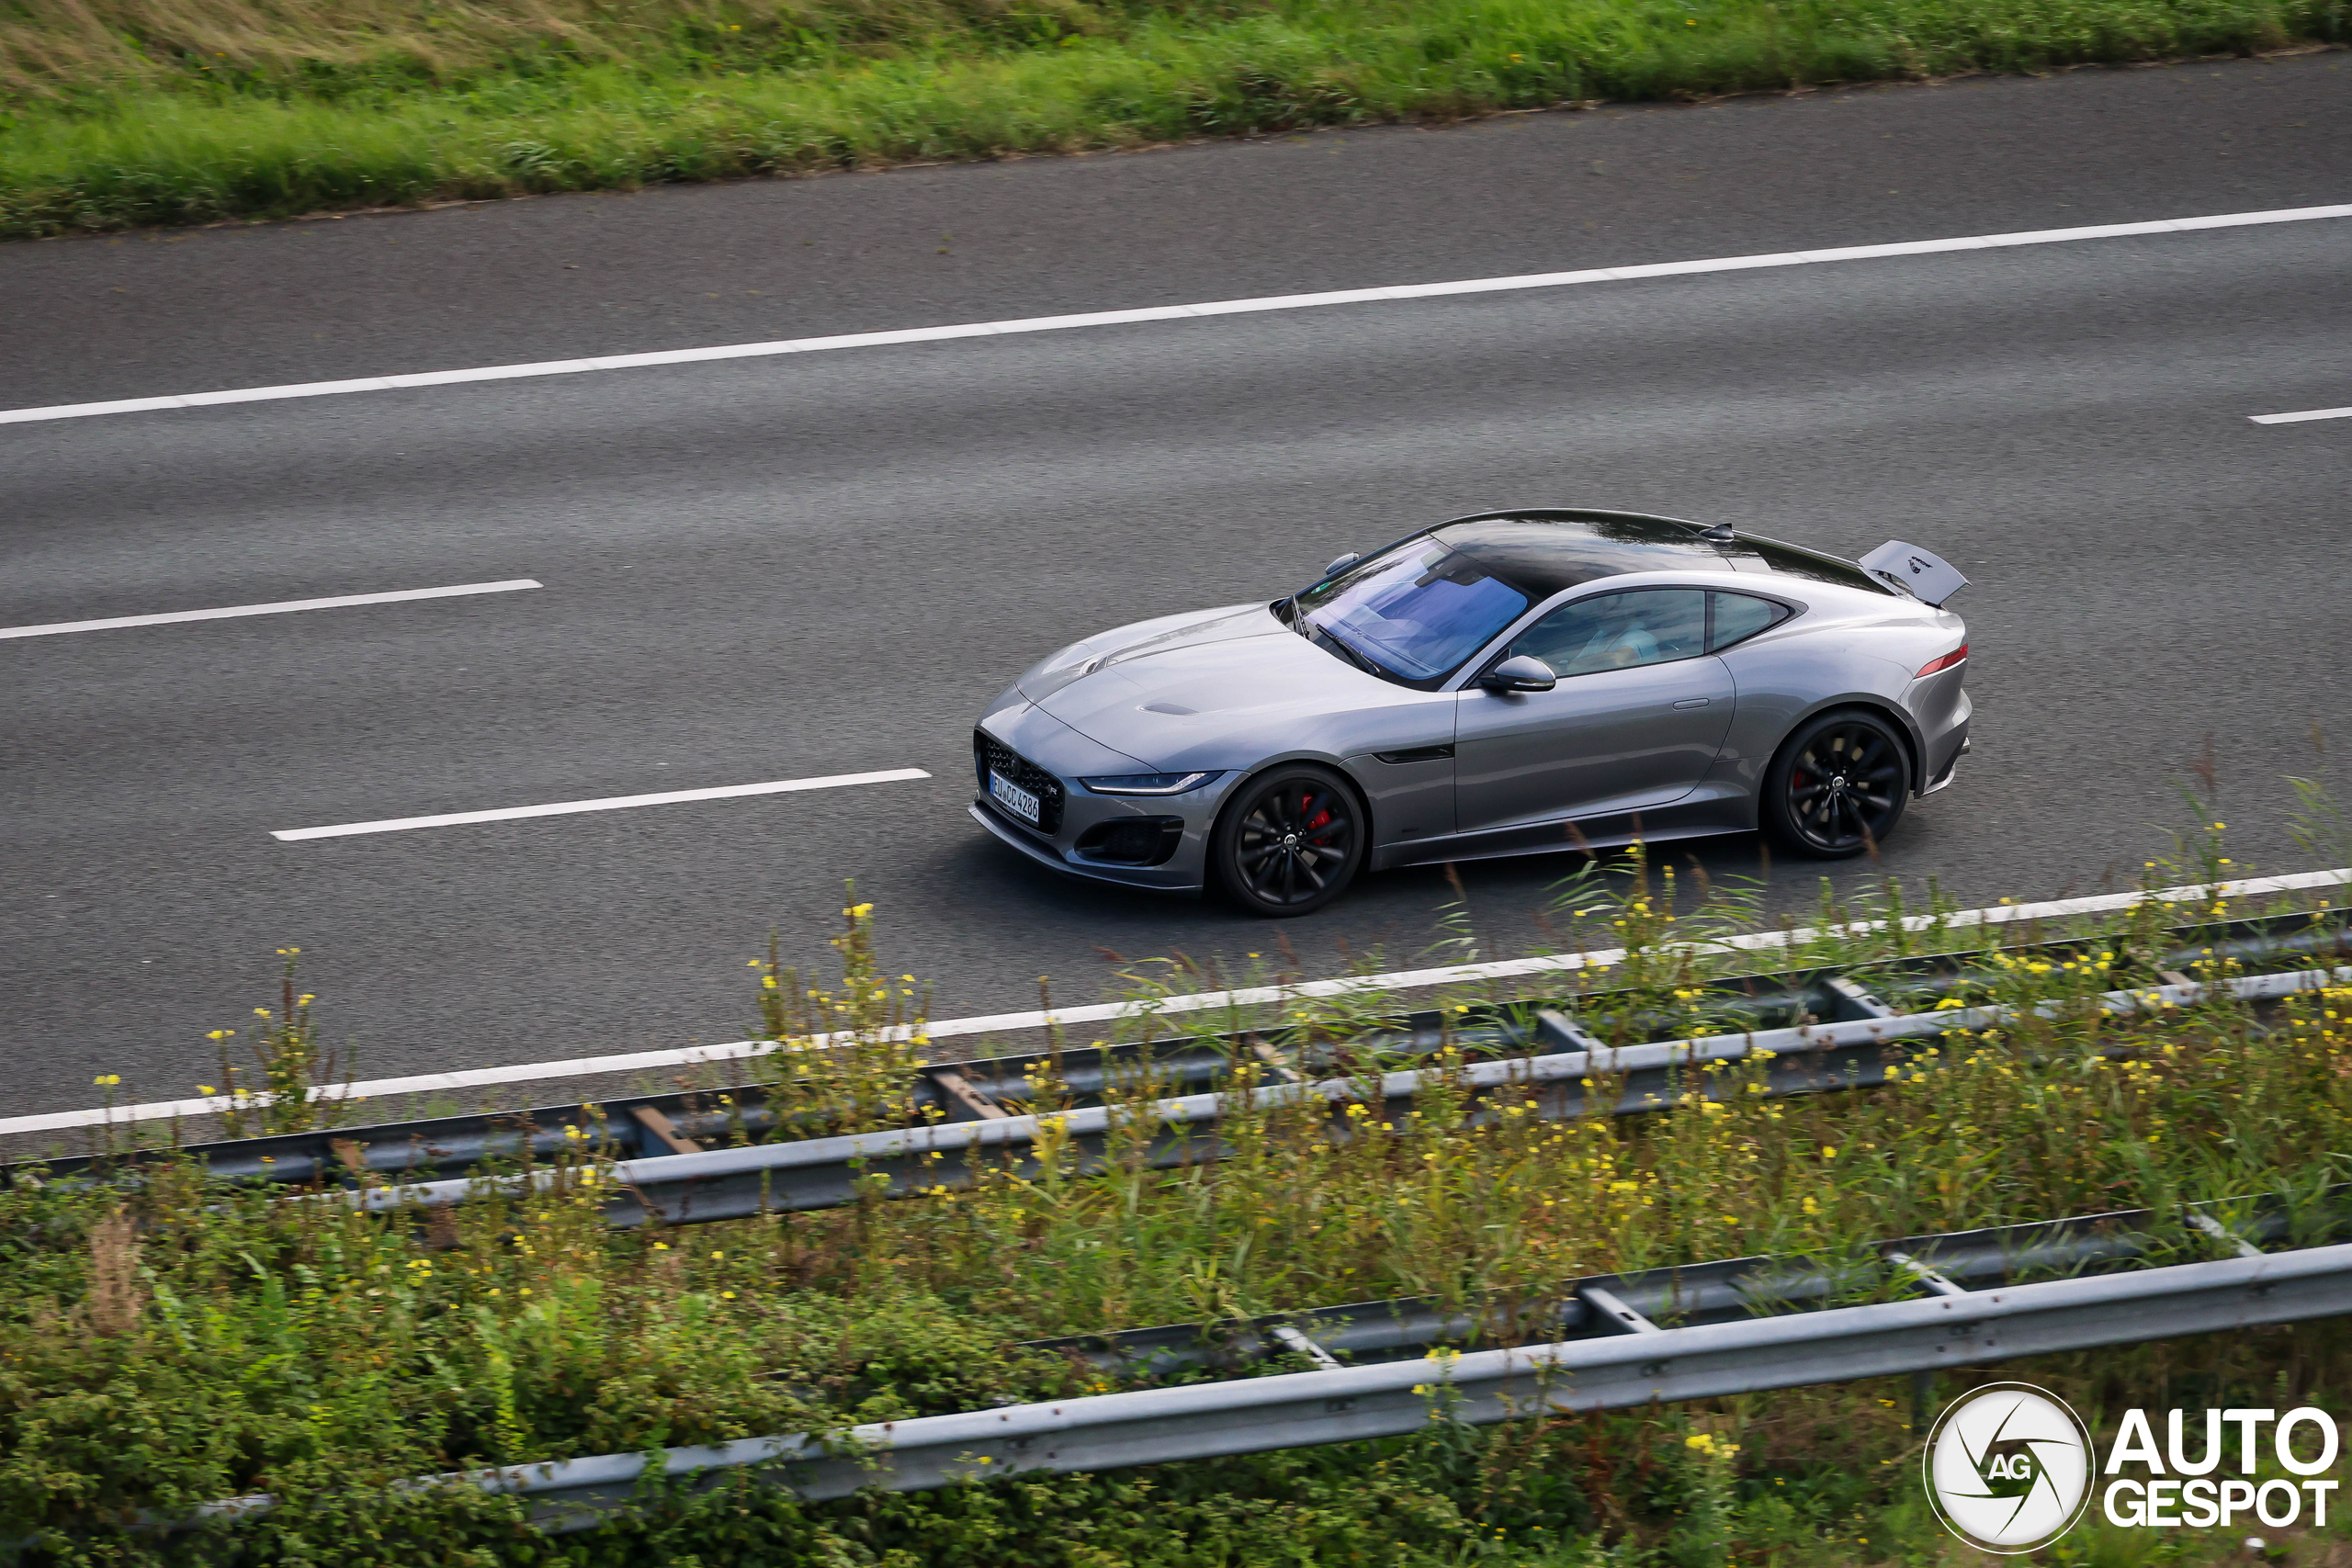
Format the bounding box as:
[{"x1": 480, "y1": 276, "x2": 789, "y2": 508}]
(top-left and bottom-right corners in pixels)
[
  {"x1": 1211, "y1": 763, "x2": 1365, "y2": 917},
  {"x1": 1762, "y1": 709, "x2": 1911, "y2": 858}
]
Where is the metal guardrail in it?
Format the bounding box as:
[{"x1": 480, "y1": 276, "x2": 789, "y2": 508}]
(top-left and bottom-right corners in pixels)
[
  {"x1": 191, "y1": 1190, "x2": 2352, "y2": 1534},
  {"x1": 16, "y1": 910, "x2": 2345, "y2": 1200},
  {"x1": 1024, "y1": 1195, "x2": 2323, "y2": 1377},
  {"x1": 316, "y1": 961, "x2": 2352, "y2": 1230}
]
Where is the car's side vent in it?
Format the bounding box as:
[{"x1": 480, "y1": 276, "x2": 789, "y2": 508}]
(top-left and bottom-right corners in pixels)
[{"x1": 1374, "y1": 745, "x2": 1455, "y2": 764}]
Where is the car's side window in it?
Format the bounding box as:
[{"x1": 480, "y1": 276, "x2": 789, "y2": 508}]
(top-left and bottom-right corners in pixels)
[
  {"x1": 1708, "y1": 592, "x2": 1791, "y2": 652},
  {"x1": 1510, "y1": 589, "x2": 1709, "y2": 678}
]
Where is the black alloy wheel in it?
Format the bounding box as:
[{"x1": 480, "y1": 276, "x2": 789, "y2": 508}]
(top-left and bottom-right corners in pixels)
[
  {"x1": 1763, "y1": 710, "x2": 1911, "y2": 858},
  {"x1": 1212, "y1": 764, "x2": 1366, "y2": 917}
]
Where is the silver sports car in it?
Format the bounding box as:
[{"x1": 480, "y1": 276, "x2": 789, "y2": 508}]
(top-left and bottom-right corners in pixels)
[{"x1": 972, "y1": 510, "x2": 1971, "y2": 917}]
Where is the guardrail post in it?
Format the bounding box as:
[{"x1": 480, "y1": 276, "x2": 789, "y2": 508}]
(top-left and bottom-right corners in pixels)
[
  {"x1": 1884, "y1": 1247, "x2": 1965, "y2": 1430},
  {"x1": 1533, "y1": 1009, "x2": 1605, "y2": 1053},
  {"x1": 1883, "y1": 1249, "x2": 1968, "y2": 1299},
  {"x1": 926, "y1": 1069, "x2": 1008, "y2": 1122},
  {"x1": 630, "y1": 1107, "x2": 704, "y2": 1155},
  {"x1": 1823, "y1": 976, "x2": 1899, "y2": 1022},
  {"x1": 1249, "y1": 1040, "x2": 1306, "y2": 1084},
  {"x1": 2187, "y1": 1210, "x2": 2263, "y2": 1259},
  {"x1": 1267, "y1": 1324, "x2": 1343, "y2": 1369},
  {"x1": 1577, "y1": 1283, "x2": 1662, "y2": 1335}
]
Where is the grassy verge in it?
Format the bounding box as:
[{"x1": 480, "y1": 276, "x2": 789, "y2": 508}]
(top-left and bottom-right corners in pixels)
[
  {"x1": 0, "y1": 0, "x2": 2344, "y2": 239},
  {"x1": 9, "y1": 813, "x2": 2352, "y2": 1562}
]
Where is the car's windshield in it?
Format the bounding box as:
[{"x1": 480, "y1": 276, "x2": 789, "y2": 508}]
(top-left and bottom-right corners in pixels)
[{"x1": 1298, "y1": 542, "x2": 1530, "y2": 682}]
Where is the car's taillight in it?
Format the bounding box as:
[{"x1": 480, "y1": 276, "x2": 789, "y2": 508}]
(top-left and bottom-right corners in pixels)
[{"x1": 1915, "y1": 645, "x2": 1968, "y2": 679}]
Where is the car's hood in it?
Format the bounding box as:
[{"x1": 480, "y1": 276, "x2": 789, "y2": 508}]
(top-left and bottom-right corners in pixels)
[
  {"x1": 1016, "y1": 603, "x2": 1276, "y2": 704},
  {"x1": 1034, "y1": 609, "x2": 1409, "y2": 769}
]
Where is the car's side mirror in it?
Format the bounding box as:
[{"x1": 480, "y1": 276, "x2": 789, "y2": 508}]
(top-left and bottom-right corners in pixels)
[
  {"x1": 1481, "y1": 654, "x2": 1557, "y2": 693},
  {"x1": 1322, "y1": 552, "x2": 1363, "y2": 580}
]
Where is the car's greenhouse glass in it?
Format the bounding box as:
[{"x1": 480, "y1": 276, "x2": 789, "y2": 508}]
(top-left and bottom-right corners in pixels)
[
  {"x1": 1708, "y1": 591, "x2": 1789, "y2": 651},
  {"x1": 1512, "y1": 589, "x2": 1708, "y2": 676},
  {"x1": 1736, "y1": 538, "x2": 1891, "y2": 593},
  {"x1": 1301, "y1": 543, "x2": 1530, "y2": 682},
  {"x1": 1435, "y1": 515, "x2": 1736, "y2": 596}
]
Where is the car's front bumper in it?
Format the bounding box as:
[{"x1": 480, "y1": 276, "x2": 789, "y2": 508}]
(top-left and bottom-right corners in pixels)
[
  {"x1": 969, "y1": 696, "x2": 1231, "y2": 893},
  {"x1": 967, "y1": 802, "x2": 1207, "y2": 893}
]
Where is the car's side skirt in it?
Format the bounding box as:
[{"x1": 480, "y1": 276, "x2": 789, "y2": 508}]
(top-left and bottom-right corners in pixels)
[{"x1": 1370, "y1": 787, "x2": 1751, "y2": 873}]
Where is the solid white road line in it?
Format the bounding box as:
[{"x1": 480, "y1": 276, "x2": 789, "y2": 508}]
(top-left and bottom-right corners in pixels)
[
  {"x1": 271, "y1": 767, "x2": 932, "y2": 840},
  {"x1": 0, "y1": 579, "x2": 543, "y2": 640},
  {"x1": 5, "y1": 204, "x2": 2349, "y2": 429},
  {"x1": 2250, "y1": 406, "x2": 2352, "y2": 424},
  {"x1": 11, "y1": 866, "x2": 2345, "y2": 1137}
]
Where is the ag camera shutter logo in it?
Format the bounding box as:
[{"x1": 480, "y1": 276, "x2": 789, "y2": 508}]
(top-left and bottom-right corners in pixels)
[{"x1": 1923, "y1": 1382, "x2": 2095, "y2": 1552}]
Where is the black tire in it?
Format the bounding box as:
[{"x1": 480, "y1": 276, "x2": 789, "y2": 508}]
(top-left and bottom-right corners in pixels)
[
  {"x1": 1761, "y1": 709, "x2": 1912, "y2": 859},
  {"x1": 1210, "y1": 763, "x2": 1366, "y2": 917}
]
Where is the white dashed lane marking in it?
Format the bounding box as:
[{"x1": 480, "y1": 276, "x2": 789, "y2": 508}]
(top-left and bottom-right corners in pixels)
[
  {"x1": 3, "y1": 204, "x2": 2346, "y2": 428},
  {"x1": 270, "y1": 767, "x2": 933, "y2": 840},
  {"x1": 0, "y1": 579, "x2": 542, "y2": 639}
]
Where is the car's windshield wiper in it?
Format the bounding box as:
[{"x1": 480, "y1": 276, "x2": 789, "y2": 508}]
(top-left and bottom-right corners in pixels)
[{"x1": 1307, "y1": 622, "x2": 1385, "y2": 678}]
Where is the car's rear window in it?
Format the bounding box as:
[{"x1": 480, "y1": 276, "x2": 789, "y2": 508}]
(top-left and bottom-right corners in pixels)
[{"x1": 1734, "y1": 537, "x2": 1892, "y2": 593}]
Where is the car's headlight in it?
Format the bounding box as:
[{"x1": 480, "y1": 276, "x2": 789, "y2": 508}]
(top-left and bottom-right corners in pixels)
[{"x1": 1080, "y1": 771, "x2": 1224, "y2": 796}]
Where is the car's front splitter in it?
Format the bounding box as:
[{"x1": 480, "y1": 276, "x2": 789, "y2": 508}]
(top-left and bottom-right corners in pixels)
[{"x1": 967, "y1": 802, "x2": 1205, "y2": 894}]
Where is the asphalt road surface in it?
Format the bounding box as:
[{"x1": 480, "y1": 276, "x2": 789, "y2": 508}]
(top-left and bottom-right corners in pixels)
[{"x1": 5, "y1": 56, "x2": 2349, "y2": 1121}]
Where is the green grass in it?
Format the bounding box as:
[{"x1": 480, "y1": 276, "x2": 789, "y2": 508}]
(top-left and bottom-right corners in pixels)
[
  {"x1": 10, "y1": 814, "x2": 2352, "y2": 1562},
  {"x1": 0, "y1": 0, "x2": 2343, "y2": 238}
]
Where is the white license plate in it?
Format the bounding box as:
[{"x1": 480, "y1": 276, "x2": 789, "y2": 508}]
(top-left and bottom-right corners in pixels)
[{"x1": 989, "y1": 770, "x2": 1042, "y2": 825}]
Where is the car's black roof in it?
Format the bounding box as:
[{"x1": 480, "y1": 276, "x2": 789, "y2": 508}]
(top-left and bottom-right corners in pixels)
[{"x1": 1431, "y1": 510, "x2": 1889, "y2": 597}]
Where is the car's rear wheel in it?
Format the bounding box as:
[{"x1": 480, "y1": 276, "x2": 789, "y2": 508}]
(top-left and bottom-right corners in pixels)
[
  {"x1": 1211, "y1": 763, "x2": 1365, "y2": 917},
  {"x1": 1763, "y1": 709, "x2": 1911, "y2": 858}
]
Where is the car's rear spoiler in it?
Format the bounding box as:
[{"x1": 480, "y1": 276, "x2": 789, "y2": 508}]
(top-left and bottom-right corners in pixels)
[{"x1": 1860, "y1": 540, "x2": 1968, "y2": 607}]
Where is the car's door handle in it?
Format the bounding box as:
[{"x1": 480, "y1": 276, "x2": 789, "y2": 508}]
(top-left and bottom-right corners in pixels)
[{"x1": 1673, "y1": 697, "x2": 1711, "y2": 709}]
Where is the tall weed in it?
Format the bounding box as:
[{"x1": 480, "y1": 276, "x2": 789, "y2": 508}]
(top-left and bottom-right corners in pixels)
[
  {"x1": 8, "y1": 800, "x2": 2352, "y2": 1559},
  {"x1": 2, "y1": 0, "x2": 2341, "y2": 235}
]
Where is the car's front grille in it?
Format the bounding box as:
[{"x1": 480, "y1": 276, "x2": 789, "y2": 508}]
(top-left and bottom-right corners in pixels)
[{"x1": 974, "y1": 730, "x2": 1065, "y2": 834}]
